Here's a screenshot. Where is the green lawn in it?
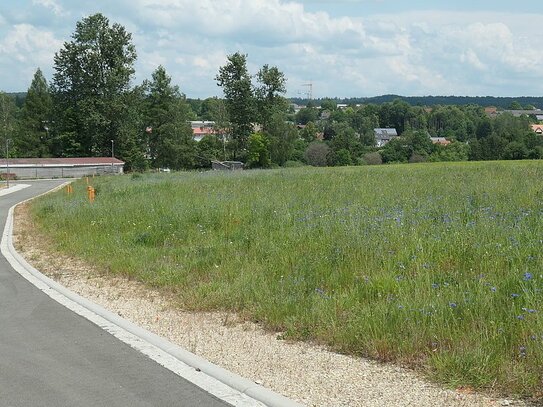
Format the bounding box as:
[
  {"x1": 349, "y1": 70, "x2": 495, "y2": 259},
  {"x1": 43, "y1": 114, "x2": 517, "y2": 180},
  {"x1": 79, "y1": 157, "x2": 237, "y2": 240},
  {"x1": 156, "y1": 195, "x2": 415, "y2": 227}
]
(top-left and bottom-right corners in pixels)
[{"x1": 31, "y1": 161, "x2": 543, "y2": 398}]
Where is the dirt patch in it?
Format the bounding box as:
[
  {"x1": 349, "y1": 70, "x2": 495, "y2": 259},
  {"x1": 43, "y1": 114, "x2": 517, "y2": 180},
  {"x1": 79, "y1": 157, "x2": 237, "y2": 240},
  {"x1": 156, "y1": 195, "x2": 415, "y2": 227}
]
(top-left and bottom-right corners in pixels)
[{"x1": 12, "y1": 202, "x2": 527, "y2": 407}]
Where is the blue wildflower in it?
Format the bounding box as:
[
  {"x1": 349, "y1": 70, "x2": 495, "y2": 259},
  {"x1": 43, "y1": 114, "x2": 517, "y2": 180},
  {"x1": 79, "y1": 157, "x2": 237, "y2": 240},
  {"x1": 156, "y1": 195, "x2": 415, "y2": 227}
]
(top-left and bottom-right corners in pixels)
[
  {"x1": 432, "y1": 283, "x2": 439, "y2": 289},
  {"x1": 517, "y1": 315, "x2": 525, "y2": 320},
  {"x1": 511, "y1": 293, "x2": 520, "y2": 298},
  {"x1": 523, "y1": 272, "x2": 533, "y2": 281},
  {"x1": 449, "y1": 302, "x2": 457, "y2": 308},
  {"x1": 490, "y1": 287, "x2": 497, "y2": 292}
]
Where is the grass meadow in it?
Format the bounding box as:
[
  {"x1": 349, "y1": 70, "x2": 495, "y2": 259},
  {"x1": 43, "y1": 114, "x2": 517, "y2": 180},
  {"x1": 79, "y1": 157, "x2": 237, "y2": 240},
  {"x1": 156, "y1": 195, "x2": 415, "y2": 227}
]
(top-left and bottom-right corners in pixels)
[{"x1": 31, "y1": 161, "x2": 543, "y2": 398}]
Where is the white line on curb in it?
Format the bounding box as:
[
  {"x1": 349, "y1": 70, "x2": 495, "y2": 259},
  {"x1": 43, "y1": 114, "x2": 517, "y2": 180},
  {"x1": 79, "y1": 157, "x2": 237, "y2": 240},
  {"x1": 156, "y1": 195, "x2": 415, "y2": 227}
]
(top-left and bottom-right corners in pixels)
[{"x1": 1, "y1": 185, "x2": 304, "y2": 407}]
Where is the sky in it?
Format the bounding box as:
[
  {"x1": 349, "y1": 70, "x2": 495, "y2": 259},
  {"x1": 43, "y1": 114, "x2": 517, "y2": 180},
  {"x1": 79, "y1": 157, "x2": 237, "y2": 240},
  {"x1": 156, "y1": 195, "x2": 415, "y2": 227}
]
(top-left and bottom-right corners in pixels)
[{"x1": 0, "y1": 0, "x2": 542, "y2": 99}]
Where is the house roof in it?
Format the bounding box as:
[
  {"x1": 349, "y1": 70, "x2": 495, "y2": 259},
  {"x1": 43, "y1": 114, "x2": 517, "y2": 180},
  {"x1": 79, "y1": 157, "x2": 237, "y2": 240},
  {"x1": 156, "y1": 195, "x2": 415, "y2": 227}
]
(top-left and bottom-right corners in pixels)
[
  {"x1": 430, "y1": 137, "x2": 451, "y2": 145},
  {"x1": 189, "y1": 120, "x2": 215, "y2": 129},
  {"x1": 531, "y1": 124, "x2": 543, "y2": 134},
  {"x1": 374, "y1": 128, "x2": 398, "y2": 138},
  {"x1": 192, "y1": 127, "x2": 216, "y2": 135},
  {"x1": 503, "y1": 109, "x2": 543, "y2": 117},
  {"x1": 0, "y1": 157, "x2": 124, "y2": 166}
]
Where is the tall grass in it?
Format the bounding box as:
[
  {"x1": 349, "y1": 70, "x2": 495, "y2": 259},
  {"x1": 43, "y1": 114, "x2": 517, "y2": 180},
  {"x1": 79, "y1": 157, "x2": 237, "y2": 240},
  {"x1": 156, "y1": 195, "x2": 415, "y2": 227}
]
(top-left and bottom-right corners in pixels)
[{"x1": 31, "y1": 162, "x2": 543, "y2": 398}]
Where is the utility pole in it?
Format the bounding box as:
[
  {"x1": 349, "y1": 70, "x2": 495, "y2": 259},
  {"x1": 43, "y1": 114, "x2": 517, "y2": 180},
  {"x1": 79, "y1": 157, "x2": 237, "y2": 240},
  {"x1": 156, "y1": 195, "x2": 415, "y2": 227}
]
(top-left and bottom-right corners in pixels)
[
  {"x1": 5, "y1": 138, "x2": 11, "y2": 188},
  {"x1": 111, "y1": 139, "x2": 114, "y2": 158}
]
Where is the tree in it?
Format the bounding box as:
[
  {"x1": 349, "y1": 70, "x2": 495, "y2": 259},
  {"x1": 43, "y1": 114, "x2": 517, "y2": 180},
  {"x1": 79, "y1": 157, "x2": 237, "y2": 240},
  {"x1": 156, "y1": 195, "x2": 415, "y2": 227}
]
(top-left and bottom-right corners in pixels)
[
  {"x1": 265, "y1": 113, "x2": 298, "y2": 166},
  {"x1": 380, "y1": 138, "x2": 410, "y2": 163},
  {"x1": 195, "y1": 135, "x2": 224, "y2": 168},
  {"x1": 295, "y1": 107, "x2": 319, "y2": 125},
  {"x1": 329, "y1": 122, "x2": 362, "y2": 163},
  {"x1": 300, "y1": 121, "x2": 319, "y2": 143},
  {"x1": 247, "y1": 132, "x2": 270, "y2": 168},
  {"x1": 17, "y1": 68, "x2": 52, "y2": 157},
  {"x1": 429, "y1": 141, "x2": 469, "y2": 162},
  {"x1": 255, "y1": 64, "x2": 287, "y2": 131},
  {"x1": 216, "y1": 53, "x2": 255, "y2": 159},
  {"x1": 51, "y1": 13, "x2": 137, "y2": 159},
  {"x1": 304, "y1": 142, "x2": 330, "y2": 167},
  {"x1": 503, "y1": 141, "x2": 529, "y2": 160},
  {"x1": 0, "y1": 93, "x2": 18, "y2": 157},
  {"x1": 403, "y1": 130, "x2": 434, "y2": 156},
  {"x1": 509, "y1": 101, "x2": 522, "y2": 110},
  {"x1": 145, "y1": 66, "x2": 195, "y2": 170}
]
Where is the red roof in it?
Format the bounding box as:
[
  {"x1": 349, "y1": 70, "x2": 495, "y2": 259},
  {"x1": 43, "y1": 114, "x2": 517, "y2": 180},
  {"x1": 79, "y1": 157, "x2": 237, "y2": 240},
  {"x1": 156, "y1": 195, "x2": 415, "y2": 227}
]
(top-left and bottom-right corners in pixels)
[
  {"x1": 192, "y1": 127, "x2": 216, "y2": 136},
  {"x1": 0, "y1": 157, "x2": 125, "y2": 166}
]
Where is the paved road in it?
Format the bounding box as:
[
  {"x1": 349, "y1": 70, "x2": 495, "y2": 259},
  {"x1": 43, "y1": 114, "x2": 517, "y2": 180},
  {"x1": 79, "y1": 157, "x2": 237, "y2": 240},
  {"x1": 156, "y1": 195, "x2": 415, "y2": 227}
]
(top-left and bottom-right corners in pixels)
[{"x1": 0, "y1": 181, "x2": 231, "y2": 407}]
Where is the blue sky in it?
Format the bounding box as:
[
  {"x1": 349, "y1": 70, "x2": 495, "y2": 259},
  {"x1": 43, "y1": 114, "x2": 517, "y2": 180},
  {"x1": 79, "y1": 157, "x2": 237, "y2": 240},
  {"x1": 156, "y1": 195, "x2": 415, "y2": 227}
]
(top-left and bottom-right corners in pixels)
[{"x1": 0, "y1": 0, "x2": 542, "y2": 99}]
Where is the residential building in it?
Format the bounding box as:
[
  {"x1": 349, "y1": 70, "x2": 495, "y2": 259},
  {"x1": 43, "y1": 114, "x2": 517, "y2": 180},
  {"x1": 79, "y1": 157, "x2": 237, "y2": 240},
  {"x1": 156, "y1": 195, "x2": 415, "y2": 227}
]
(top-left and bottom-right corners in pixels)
[
  {"x1": 374, "y1": 128, "x2": 398, "y2": 147},
  {"x1": 531, "y1": 124, "x2": 543, "y2": 135},
  {"x1": 190, "y1": 121, "x2": 216, "y2": 142}
]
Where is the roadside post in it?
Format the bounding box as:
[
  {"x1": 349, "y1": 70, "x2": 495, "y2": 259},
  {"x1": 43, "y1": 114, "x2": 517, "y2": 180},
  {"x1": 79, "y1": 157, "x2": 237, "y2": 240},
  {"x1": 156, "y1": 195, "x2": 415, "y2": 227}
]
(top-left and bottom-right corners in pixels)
[{"x1": 87, "y1": 185, "x2": 95, "y2": 203}]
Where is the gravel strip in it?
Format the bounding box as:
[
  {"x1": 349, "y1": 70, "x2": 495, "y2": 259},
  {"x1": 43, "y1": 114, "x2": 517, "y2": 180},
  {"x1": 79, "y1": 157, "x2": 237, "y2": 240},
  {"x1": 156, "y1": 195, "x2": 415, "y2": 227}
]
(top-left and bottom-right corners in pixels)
[{"x1": 13, "y1": 203, "x2": 529, "y2": 407}]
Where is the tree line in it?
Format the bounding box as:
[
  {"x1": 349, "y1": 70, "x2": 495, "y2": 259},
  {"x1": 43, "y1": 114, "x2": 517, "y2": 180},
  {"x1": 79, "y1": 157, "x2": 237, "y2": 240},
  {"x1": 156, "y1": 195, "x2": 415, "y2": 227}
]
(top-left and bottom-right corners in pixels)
[
  {"x1": 291, "y1": 95, "x2": 543, "y2": 110},
  {"x1": 1, "y1": 13, "x2": 542, "y2": 171}
]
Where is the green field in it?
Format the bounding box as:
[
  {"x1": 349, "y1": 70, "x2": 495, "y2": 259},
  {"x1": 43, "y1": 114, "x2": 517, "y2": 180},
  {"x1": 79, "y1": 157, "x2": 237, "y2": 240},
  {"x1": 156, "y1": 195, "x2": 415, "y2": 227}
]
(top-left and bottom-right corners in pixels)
[{"x1": 31, "y1": 162, "x2": 543, "y2": 398}]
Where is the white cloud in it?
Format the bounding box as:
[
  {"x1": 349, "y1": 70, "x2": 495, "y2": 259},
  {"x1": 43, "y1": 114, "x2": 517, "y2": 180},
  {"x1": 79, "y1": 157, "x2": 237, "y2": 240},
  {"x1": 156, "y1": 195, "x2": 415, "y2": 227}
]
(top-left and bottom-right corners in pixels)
[
  {"x1": 1, "y1": 2, "x2": 542, "y2": 97},
  {"x1": 32, "y1": 0, "x2": 67, "y2": 16},
  {"x1": 0, "y1": 24, "x2": 62, "y2": 63}
]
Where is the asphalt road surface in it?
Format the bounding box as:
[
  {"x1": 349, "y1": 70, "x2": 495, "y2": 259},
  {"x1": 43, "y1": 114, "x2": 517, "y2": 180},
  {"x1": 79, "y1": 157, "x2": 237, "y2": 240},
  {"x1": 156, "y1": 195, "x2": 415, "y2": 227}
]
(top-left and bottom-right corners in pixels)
[{"x1": 0, "y1": 180, "x2": 232, "y2": 407}]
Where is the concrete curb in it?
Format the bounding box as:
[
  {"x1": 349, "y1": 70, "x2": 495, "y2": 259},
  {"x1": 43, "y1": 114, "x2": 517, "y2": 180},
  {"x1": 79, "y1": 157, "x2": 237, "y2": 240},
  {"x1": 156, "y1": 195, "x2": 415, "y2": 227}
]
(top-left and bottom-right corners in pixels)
[
  {"x1": 0, "y1": 184, "x2": 31, "y2": 196},
  {"x1": 1, "y1": 186, "x2": 304, "y2": 407}
]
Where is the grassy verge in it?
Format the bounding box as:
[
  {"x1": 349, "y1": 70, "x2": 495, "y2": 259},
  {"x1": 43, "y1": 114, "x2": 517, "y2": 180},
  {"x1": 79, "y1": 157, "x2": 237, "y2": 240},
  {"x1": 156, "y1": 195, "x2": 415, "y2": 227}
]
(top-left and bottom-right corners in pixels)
[{"x1": 31, "y1": 162, "x2": 543, "y2": 398}]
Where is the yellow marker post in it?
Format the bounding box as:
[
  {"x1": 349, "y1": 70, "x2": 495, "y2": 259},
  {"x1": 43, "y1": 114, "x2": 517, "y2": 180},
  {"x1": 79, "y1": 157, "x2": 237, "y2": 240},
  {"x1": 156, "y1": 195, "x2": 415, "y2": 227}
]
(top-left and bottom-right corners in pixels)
[
  {"x1": 66, "y1": 184, "x2": 73, "y2": 194},
  {"x1": 87, "y1": 185, "x2": 95, "y2": 203}
]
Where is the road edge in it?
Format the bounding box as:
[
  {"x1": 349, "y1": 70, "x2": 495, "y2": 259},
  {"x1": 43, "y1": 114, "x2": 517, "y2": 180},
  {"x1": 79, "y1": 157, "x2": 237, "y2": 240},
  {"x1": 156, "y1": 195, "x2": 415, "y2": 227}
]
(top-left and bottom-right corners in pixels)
[{"x1": 1, "y1": 183, "x2": 304, "y2": 407}]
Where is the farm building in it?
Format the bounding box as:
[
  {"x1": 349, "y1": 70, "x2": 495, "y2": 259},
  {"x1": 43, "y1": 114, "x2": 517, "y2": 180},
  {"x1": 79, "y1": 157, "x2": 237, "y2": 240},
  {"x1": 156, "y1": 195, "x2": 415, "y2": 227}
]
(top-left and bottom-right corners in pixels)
[{"x1": 0, "y1": 157, "x2": 124, "y2": 179}]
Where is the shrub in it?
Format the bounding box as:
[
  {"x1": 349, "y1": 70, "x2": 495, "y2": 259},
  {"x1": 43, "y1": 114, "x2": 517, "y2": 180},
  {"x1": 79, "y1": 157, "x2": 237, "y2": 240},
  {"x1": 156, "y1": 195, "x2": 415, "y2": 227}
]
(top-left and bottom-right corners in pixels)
[
  {"x1": 362, "y1": 152, "x2": 382, "y2": 165},
  {"x1": 304, "y1": 142, "x2": 330, "y2": 167}
]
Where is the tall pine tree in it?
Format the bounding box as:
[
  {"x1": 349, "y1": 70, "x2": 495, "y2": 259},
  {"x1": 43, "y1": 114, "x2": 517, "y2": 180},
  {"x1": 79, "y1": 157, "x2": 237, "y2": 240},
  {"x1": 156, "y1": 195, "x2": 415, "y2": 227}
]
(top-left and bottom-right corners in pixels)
[
  {"x1": 17, "y1": 68, "x2": 52, "y2": 157},
  {"x1": 145, "y1": 66, "x2": 195, "y2": 170}
]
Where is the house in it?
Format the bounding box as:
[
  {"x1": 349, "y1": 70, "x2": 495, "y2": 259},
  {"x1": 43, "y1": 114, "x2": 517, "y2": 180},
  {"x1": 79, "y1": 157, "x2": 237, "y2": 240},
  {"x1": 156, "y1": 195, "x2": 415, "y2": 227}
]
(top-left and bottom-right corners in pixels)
[
  {"x1": 484, "y1": 107, "x2": 498, "y2": 118},
  {"x1": 502, "y1": 109, "x2": 543, "y2": 120},
  {"x1": 0, "y1": 157, "x2": 124, "y2": 179},
  {"x1": 531, "y1": 124, "x2": 543, "y2": 135},
  {"x1": 374, "y1": 128, "x2": 398, "y2": 147},
  {"x1": 190, "y1": 120, "x2": 216, "y2": 142},
  {"x1": 430, "y1": 137, "x2": 451, "y2": 146}
]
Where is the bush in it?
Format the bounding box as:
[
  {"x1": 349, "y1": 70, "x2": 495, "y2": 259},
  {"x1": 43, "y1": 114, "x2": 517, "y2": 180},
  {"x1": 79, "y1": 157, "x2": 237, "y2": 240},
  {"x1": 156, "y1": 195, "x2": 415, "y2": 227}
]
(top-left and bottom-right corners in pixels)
[
  {"x1": 409, "y1": 153, "x2": 427, "y2": 163},
  {"x1": 304, "y1": 142, "x2": 330, "y2": 167},
  {"x1": 362, "y1": 152, "x2": 382, "y2": 165}
]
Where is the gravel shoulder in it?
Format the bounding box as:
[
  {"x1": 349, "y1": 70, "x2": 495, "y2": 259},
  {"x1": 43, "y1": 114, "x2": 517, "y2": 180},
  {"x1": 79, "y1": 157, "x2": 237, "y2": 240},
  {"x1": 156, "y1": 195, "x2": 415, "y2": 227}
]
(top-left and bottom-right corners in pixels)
[{"x1": 12, "y1": 202, "x2": 530, "y2": 407}]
